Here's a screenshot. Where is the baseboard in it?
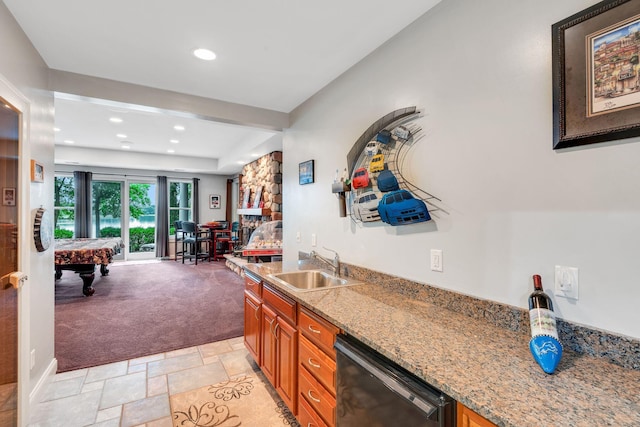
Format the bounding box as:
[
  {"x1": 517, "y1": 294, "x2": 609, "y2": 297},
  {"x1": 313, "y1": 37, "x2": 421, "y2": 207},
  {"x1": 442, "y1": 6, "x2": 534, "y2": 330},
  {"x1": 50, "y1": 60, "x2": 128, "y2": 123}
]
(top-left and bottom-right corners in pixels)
[{"x1": 29, "y1": 357, "x2": 57, "y2": 407}]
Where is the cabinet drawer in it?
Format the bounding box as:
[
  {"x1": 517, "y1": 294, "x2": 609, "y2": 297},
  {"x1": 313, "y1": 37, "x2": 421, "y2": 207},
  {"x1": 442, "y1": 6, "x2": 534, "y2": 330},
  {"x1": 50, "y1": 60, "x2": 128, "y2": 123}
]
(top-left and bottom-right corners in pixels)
[
  {"x1": 298, "y1": 393, "x2": 329, "y2": 427},
  {"x1": 263, "y1": 284, "x2": 296, "y2": 324},
  {"x1": 299, "y1": 334, "x2": 336, "y2": 395},
  {"x1": 299, "y1": 364, "x2": 336, "y2": 427},
  {"x1": 244, "y1": 274, "x2": 262, "y2": 298},
  {"x1": 299, "y1": 307, "x2": 339, "y2": 357}
]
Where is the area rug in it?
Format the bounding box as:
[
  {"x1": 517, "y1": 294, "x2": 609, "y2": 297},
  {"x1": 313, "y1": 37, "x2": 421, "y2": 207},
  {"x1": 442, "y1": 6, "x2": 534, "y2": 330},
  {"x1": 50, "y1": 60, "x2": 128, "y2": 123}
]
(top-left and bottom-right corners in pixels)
[
  {"x1": 170, "y1": 373, "x2": 300, "y2": 427},
  {"x1": 55, "y1": 260, "x2": 245, "y2": 372}
]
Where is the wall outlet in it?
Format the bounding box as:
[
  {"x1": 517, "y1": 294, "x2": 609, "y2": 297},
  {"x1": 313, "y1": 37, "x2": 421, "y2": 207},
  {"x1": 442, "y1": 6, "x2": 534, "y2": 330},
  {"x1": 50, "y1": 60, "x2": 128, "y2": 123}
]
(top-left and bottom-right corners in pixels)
[
  {"x1": 311, "y1": 233, "x2": 317, "y2": 247},
  {"x1": 30, "y1": 349, "x2": 35, "y2": 369},
  {"x1": 430, "y1": 249, "x2": 443, "y2": 272},
  {"x1": 555, "y1": 265, "x2": 579, "y2": 300}
]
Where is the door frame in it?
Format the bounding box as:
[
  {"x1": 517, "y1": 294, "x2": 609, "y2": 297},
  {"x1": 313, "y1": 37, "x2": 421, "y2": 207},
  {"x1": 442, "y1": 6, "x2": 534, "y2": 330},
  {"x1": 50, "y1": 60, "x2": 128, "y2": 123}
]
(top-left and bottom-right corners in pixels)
[
  {"x1": 124, "y1": 177, "x2": 157, "y2": 260},
  {"x1": 0, "y1": 72, "x2": 32, "y2": 426}
]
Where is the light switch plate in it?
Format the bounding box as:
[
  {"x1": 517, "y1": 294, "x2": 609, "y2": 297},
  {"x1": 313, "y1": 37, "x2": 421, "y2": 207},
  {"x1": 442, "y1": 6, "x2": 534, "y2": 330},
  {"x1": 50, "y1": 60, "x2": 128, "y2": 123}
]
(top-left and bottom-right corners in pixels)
[
  {"x1": 311, "y1": 233, "x2": 317, "y2": 247},
  {"x1": 430, "y1": 249, "x2": 443, "y2": 272},
  {"x1": 554, "y1": 265, "x2": 579, "y2": 300}
]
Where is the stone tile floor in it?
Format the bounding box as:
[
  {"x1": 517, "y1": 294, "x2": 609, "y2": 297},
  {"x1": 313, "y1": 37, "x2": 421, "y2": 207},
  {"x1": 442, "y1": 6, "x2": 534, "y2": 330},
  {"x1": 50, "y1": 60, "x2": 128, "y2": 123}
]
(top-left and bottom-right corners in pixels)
[{"x1": 29, "y1": 336, "x2": 260, "y2": 427}]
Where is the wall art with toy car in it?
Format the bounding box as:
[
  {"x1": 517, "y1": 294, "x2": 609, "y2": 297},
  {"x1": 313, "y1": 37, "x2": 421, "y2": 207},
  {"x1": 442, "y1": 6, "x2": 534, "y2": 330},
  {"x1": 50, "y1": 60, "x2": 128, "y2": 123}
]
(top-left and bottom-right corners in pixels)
[{"x1": 343, "y1": 107, "x2": 447, "y2": 227}]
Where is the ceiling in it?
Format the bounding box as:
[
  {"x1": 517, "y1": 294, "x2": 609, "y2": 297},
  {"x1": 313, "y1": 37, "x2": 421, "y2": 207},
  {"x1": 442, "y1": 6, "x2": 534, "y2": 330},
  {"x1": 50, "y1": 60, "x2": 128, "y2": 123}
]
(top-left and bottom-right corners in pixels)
[{"x1": 4, "y1": 0, "x2": 441, "y2": 174}]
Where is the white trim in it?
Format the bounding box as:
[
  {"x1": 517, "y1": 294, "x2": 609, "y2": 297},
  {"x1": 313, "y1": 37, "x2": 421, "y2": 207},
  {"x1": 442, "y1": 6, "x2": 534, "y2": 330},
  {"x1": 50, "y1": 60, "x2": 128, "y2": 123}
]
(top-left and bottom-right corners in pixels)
[
  {"x1": 28, "y1": 358, "x2": 57, "y2": 408},
  {"x1": 0, "y1": 71, "x2": 32, "y2": 427}
]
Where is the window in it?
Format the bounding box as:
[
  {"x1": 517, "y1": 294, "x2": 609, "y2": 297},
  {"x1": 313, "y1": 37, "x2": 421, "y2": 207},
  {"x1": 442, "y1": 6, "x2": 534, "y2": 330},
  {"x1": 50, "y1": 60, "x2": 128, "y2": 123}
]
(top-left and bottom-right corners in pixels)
[
  {"x1": 54, "y1": 175, "x2": 75, "y2": 239},
  {"x1": 169, "y1": 181, "x2": 192, "y2": 234}
]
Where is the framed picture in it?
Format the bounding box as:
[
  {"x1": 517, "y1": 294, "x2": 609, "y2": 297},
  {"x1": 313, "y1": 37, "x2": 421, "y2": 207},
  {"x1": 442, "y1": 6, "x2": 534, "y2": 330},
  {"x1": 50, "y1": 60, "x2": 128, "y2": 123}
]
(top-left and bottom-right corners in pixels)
[
  {"x1": 252, "y1": 186, "x2": 263, "y2": 208},
  {"x1": 30, "y1": 160, "x2": 44, "y2": 182},
  {"x1": 552, "y1": 0, "x2": 640, "y2": 149},
  {"x1": 299, "y1": 160, "x2": 314, "y2": 185},
  {"x1": 209, "y1": 194, "x2": 221, "y2": 209},
  {"x1": 241, "y1": 188, "x2": 251, "y2": 209},
  {"x1": 2, "y1": 188, "x2": 16, "y2": 206}
]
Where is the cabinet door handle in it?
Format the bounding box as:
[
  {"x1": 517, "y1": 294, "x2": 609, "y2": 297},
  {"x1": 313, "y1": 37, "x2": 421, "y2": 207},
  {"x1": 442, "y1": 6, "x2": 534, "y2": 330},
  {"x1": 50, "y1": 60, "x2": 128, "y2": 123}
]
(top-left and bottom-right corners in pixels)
[
  {"x1": 307, "y1": 423, "x2": 316, "y2": 427},
  {"x1": 308, "y1": 324, "x2": 321, "y2": 334},
  {"x1": 307, "y1": 389, "x2": 321, "y2": 403},
  {"x1": 273, "y1": 322, "x2": 280, "y2": 340},
  {"x1": 308, "y1": 358, "x2": 321, "y2": 369},
  {"x1": 269, "y1": 318, "x2": 276, "y2": 336},
  {"x1": 254, "y1": 305, "x2": 260, "y2": 321}
]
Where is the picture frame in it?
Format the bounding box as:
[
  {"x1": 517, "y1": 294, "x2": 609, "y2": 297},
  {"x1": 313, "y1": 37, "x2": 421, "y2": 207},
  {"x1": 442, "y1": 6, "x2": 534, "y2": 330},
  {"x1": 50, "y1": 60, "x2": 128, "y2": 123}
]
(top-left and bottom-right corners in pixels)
[
  {"x1": 2, "y1": 187, "x2": 16, "y2": 206},
  {"x1": 30, "y1": 159, "x2": 44, "y2": 183},
  {"x1": 299, "y1": 159, "x2": 314, "y2": 185},
  {"x1": 209, "y1": 194, "x2": 221, "y2": 209},
  {"x1": 552, "y1": 0, "x2": 640, "y2": 149},
  {"x1": 241, "y1": 188, "x2": 251, "y2": 209},
  {"x1": 252, "y1": 186, "x2": 263, "y2": 208}
]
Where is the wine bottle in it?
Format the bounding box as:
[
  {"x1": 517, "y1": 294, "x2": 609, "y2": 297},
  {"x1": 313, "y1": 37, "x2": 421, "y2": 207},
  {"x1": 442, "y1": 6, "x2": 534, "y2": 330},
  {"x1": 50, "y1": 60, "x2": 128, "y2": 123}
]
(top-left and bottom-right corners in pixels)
[
  {"x1": 528, "y1": 274, "x2": 562, "y2": 374},
  {"x1": 528, "y1": 274, "x2": 558, "y2": 339}
]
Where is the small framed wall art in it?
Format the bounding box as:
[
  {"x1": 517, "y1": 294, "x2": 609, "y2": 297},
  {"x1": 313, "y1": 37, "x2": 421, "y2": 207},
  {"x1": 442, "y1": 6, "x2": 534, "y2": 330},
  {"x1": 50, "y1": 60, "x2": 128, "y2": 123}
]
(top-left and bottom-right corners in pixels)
[
  {"x1": 30, "y1": 160, "x2": 44, "y2": 183},
  {"x1": 209, "y1": 194, "x2": 221, "y2": 209},
  {"x1": 2, "y1": 187, "x2": 16, "y2": 206},
  {"x1": 299, "y1": 160, "x2": 314, "y2": 185}
]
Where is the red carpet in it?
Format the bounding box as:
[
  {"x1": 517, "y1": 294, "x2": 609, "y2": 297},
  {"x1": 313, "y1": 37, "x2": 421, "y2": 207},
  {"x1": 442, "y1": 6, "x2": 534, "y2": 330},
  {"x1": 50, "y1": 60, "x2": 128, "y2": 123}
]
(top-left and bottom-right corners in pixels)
[{"x1": 55, "y1": 260, "x2": 244, "y2": 372}]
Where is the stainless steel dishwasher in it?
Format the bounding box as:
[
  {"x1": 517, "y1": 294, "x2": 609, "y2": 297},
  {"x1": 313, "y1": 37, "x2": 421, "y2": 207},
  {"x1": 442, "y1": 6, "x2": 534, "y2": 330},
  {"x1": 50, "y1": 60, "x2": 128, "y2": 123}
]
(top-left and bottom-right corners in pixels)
[{"x1": 335, "y1": 334, "x2": 455, "y2": 427}]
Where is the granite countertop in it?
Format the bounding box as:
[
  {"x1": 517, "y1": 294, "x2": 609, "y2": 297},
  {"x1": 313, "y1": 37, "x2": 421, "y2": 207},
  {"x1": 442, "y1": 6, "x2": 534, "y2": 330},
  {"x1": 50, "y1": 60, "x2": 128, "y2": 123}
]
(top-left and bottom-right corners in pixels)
[{"x1": 244, "y1": 262, "x2": 640, "y2": 427}]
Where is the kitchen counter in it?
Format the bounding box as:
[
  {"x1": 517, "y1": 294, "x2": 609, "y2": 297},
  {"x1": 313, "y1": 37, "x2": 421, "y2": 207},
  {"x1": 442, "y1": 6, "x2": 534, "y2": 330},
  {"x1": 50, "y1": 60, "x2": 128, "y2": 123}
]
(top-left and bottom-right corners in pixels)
[{"x1": 244, "y1": 262, "x2": 640, "y2": 427}]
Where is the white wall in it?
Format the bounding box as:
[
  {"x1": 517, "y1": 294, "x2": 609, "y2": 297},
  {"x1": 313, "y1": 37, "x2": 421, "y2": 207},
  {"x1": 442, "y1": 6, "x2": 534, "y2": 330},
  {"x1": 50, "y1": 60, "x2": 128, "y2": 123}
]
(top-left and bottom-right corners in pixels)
[
  {"x1": 0, "y1": 0, "x2": 56, "y2": 416},
  {"x1": 284, "y1": 0, "x2": 640, "y2": 340}
]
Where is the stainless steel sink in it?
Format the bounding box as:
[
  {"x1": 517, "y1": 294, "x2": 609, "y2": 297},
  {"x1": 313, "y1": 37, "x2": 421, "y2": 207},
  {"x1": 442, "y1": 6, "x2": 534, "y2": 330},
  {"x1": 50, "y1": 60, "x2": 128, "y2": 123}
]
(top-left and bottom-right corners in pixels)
[{"x1": 268, "y1": 270, "x2": 362, "y2": 292}]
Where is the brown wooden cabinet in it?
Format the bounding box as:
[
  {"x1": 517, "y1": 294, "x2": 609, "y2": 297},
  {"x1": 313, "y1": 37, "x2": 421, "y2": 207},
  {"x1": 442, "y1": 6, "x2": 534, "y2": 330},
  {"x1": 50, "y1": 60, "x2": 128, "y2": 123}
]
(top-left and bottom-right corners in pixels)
[
  {"x1": 298, "y1": 306, "x2": 340, "y2": 427},
  {"x1": 457, "y1": 402, "x2": 498, "y2": 427},
  {"x1": 243, "y1": 290, "x2": 261, "y2": 364},
  {"x1": 261, "y1": 284, "x2": 298, "y2": 414},
  {"x1": 243, "y1": 274, "x2": 262, "y2": 365}
]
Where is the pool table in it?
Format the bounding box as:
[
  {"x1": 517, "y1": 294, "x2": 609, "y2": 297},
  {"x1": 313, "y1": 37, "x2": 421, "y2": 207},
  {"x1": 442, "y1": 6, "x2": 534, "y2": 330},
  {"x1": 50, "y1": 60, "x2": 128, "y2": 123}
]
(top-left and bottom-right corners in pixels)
[{"x1": 54, "y1": 238, "x2": 124, "y2": 296}]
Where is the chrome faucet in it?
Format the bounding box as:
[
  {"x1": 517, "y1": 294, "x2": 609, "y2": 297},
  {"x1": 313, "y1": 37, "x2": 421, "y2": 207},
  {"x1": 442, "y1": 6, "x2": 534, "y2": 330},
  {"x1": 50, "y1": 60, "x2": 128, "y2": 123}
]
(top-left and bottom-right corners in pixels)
[{"x1": 310, "y1": 247, "x2": 341, "y2": 277}]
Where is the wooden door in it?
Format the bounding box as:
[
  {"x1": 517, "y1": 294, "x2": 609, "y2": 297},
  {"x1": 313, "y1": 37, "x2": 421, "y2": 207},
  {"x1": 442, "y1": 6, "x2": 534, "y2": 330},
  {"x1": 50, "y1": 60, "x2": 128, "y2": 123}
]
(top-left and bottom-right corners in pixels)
[
  {"x1": 260, "y1": 304, "x2": 277, "y2": 385},
  {"x1": 243, "y1": 291, "x2": 261, "y2": 364},
  {"x1": 276, "y1": 317, "x2": 297, "y2": 414},
  {"x1": 457, "y1": 402, "x2": 497, "y2": 427}
]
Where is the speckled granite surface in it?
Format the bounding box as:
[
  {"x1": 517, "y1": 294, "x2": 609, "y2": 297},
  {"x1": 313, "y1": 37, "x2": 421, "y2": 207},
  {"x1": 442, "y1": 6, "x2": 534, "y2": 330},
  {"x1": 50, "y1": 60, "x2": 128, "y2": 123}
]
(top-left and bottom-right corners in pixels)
[{"x1": 244, "y1": 261, "x2": 640, "y2": 427}]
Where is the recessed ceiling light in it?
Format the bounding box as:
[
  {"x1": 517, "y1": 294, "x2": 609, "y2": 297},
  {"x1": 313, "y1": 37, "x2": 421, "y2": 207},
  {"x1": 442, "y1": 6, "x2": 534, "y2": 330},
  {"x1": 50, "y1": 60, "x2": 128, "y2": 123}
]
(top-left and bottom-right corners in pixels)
[
  {"x1": 110, "y1": 117, "x2": 123, "y2": 123},
  {"x1": 237, "y1": 161, "x2": 245, "y2": 165},
  {"x1": 167, "y1": 149, "x2": 175, "y2": 153},
  {"x1": 170, "y1": 139, "x2": 179, "y2": 144},
  {"x1": 193, "y1": 48, "x2": 216, "y2": 61},
  {"x1": 116, "y1": 133, "x2": 127, "y2": 138},
  {"x1": 250, "y1": 153, "x2": 260, "y2": 158},
  {"x1": 173, "y1": 125, "x2": 185, "y2": 131},
  {"x1": 121, "y1": 141, "x2": 133, "y2": 149},
  {"x1": 54, "y1": 127, "x2": 61, "y2": 132},
  {"x1": 121, "y1": 145, "x2": 131, "y2": 150},
  {"x1": 63, "y1": 140, "x2": 74, "y2": 144}
]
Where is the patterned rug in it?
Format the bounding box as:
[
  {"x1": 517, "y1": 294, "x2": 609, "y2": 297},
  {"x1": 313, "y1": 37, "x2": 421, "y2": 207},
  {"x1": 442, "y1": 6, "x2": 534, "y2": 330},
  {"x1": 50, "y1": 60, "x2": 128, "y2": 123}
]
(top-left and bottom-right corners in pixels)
[{"x1": 170, "y1": 373, "x2": 300, "y2": 427}]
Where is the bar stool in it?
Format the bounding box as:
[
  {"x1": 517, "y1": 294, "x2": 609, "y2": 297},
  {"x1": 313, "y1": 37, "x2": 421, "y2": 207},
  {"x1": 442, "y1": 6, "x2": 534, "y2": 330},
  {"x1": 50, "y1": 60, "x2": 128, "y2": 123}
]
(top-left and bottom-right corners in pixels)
[
  {"x1": 174, "y1": 220, "x2": 184, "y2": 261},
  {"x1": 181, "y1": 221, "x2": 212, "y2": 264}
]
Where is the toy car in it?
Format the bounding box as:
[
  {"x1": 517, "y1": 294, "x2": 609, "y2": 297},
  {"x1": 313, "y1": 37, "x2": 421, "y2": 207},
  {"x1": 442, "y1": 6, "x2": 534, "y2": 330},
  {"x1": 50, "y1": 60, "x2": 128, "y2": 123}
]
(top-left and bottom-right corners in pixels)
[
  {"x1": 365, "y1": 141, "x2": 378, "y2": 156},
  {"x1": 377, "y1": 189, "x2": 431, "y2": 226},
  {"x1": 376, "y1": 129, "x2": 391, "y2": 144},
  {"x1": 352, "y1": 191, "x2": 380, "y2": 222},
  {"x1": 377, "y1": 169, "x2": 399, "y2": 192},
  {"x1": 352, "y1": 167, "x2": 369, "y2": 189},
  {"x1": 392, "y1": 125, "x2": 410, "y2": 141},
  {"x1": 369, "y1": 154, "x2": 384, "y2": 173}
]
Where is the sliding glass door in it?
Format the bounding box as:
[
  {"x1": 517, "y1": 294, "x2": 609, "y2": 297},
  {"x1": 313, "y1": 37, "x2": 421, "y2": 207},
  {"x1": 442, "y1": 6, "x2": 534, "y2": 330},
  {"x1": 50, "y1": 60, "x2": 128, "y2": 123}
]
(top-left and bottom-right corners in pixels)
[{"x1": 127, "y1": 180, "x2": 156, "y2": 259}]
